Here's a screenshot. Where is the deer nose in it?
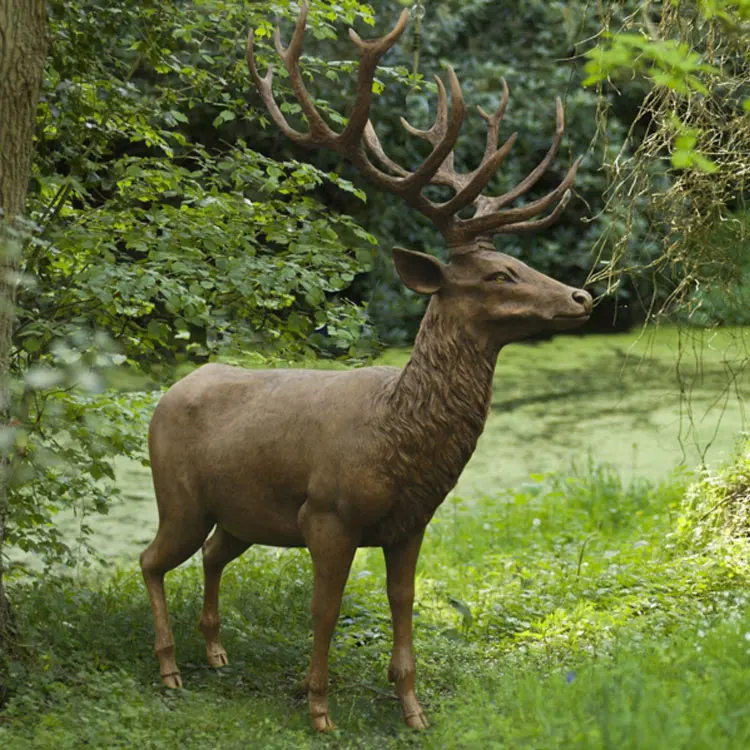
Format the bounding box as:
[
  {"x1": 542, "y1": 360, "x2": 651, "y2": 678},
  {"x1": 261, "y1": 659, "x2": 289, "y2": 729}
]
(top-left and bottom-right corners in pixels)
[{"x1": 572, "y1": 289, "x2": 593, "y2": 314}]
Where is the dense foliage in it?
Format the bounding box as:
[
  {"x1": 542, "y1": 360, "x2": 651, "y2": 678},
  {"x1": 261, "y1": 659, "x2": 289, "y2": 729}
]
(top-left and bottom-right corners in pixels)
[
  {"x1": 30, "y1": 0, "x2": 379, "y2": 364},
  {"x1": 6, "y1": 0, "x2": 749, "y2": 601},
  {"x1": 11, "y1": 0, "x2": 383, "y2": 569},
  {"x1": 583, "y1": 0, "x2": 750, "y2": 323}
]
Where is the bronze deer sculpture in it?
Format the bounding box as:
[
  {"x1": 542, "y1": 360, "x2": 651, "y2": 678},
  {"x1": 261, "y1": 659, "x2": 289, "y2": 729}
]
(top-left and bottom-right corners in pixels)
[{"x1": 140, "y1": 1, "x2": 592, "y2": 733}]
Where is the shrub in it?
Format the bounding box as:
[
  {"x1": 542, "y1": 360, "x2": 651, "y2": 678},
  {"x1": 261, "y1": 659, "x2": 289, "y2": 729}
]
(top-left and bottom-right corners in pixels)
[{"x1": 678, "y1": 437, "x2": 750, "y2": 545}]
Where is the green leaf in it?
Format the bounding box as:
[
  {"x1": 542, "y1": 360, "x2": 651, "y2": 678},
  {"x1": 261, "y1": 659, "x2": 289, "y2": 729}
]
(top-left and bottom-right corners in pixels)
[
  {"x1": 212, "y1": 109, "x2": 236, "y2": 128},
  {"x1": 671, "y1": 150, "x2": 692, "y2": 168},
  {"x1": 692, "y1": 153, "x2": 719, "y2": 173}
]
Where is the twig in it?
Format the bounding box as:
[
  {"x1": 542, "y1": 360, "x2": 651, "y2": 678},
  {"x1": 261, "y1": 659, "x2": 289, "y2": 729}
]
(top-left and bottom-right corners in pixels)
[
  {"x1": 698, "y1": 495, "x2": 737, "y2": 522},
  {"x1": 576, "y1": 533, "x2": 597, "y2": 578}
]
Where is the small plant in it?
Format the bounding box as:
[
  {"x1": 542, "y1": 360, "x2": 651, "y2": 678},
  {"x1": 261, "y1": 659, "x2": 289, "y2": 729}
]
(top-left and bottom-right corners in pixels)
[{"x1": 678, "y1": 437, "x2": 750, "y2": 544}]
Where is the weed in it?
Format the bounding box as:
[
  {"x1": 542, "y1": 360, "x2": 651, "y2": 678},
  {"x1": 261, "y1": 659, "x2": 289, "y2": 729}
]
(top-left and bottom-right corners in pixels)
[{"x1": 678, "y1": 437, "x2": 750, "y2": 544}]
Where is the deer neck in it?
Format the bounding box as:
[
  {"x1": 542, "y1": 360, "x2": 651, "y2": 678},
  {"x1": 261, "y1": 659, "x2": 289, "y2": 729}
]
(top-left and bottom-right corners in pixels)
[{"x1": 381, "y1": 297, "x2": 498, "y2": 503}]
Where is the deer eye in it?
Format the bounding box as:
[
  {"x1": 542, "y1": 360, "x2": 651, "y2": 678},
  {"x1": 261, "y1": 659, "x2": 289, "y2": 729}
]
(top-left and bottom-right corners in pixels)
[{"x1": 487, "y1": 271, "x2": 513, "y2": 283}]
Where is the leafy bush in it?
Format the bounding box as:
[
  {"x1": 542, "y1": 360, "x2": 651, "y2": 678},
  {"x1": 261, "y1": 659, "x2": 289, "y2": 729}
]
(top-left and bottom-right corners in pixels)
[
  {"x1": 678, "y1": 437, "x2": 750, "y2": 545},
  {"x1": 680, "y1": 212, "x2": 750, "y2": 326},
  {"x1": 7, "y1": 386, "x2": 158, "y2": 569},
  {"x1": 9, "y1": 0, "x2": 383, "y2": 571},
  {"x1": 31, "y1": 0, "x2": 380, "y2": 364},
  {"x1": 687, "y1": 269, "x2": 750, "y2": 327},
  {"x1": 583, "y1": 1, "x2": 750, "y2": 321}
]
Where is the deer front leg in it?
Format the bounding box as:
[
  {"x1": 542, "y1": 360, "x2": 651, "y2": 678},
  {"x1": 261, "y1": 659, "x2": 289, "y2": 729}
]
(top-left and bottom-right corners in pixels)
[
  {"x1": 301, "y1": 509, "x2": 357, "y2": 733},
  {"x1": 384, "y1": 529, "x2": 429, "y2": 730}
]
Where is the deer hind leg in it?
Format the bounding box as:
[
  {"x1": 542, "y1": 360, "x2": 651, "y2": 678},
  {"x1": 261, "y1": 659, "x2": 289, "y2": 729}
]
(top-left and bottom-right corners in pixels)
[
  {"x1": 199, "y1": 526, "x2": 250, "y2": 668},
  {"x1": 384, "y1": 529, "x2": 429, "y2": 730},
  {"x1": 140, "y1": 516, "x2": 213, "y2": 688},
  {"x1": 300, "y1": 509, "x2": 357, "y2": 733}
]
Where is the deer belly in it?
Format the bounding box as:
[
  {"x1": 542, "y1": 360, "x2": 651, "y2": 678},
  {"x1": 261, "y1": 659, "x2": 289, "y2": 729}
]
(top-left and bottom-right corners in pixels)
[
  {"x1": 205, "y1": 462, "x2": 308, "y2": 547},
  {"x1": 214, "y1": 492, "x2": 307, "y2": 547}
]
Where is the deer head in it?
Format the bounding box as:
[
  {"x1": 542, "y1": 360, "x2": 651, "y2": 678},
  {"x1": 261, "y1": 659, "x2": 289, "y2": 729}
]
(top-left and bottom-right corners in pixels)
[{"x1": 247, "y1": 1, "x2": 592, "y2": 348}]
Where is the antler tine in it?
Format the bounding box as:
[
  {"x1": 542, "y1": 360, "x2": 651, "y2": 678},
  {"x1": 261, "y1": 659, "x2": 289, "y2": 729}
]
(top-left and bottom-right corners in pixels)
[
  {"x1": 494, "y1": 188, "x2": 573, "y2": 235},
  {"x1": 476, "y1": 78, "x2": 509, "y2": 163},
  {"x1": 247, "y1": 29, "x2": 309, "y2": 145},
  {"x1": 478, "y1": 97, "x2": 567, "y2": 214},
  {"x1": 340, "y1": 9, "x2": 409, "y2": 146},
  {"x1": 394, "y1": 75, "x2": 464, "y2": 191},
  {"x1": 400, "y1": 75, "x2": 449, "y2": 144},
  {"x1": 365, "y1": 68, "x2": 468, "y2": 201},
  {"x1": 395, "y1": 75, "x2": 517, "y2": 221},
  {"x1": 247, "y1": 1, "x2": 406, "y2": 155},
  {"x1": 272, "y1": 1, "x2": 335, "y2": 141},
  {"x1": 348, "y1": 9, "x2": 410, "y2": 52},
  {"x1": 399, "y1": 67, "x2": 466, "y2": 195},
  {"x1": 431, "y1": 131, "x2": 518, "y2": 220},
  {"x1": 425, "y1": 78, "x2": 516, "y2": 220},
  {"x1": 463, "y1": 156, "x2": 582, "y2": 237},
  {"x1": 441, "y1": 95, "x2": 580, "y2": 249},
  {"x1": 363, "y1": 121, "x2": 411, "y2": 177}
]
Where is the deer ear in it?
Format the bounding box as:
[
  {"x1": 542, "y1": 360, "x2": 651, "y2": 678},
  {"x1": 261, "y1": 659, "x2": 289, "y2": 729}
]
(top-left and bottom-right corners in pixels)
[{"x1": 392, "y1": 247, "x2": 444, "y2": 295}]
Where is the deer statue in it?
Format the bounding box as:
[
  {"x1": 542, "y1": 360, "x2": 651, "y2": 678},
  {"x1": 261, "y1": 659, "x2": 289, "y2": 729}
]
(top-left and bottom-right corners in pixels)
[{"x1": 140, "y1": 1, "x2": 592, "y2": 733}]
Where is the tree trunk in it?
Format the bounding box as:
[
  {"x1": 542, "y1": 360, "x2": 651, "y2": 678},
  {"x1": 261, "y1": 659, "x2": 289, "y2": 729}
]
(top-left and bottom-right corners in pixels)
[{"x1": 0, "y1": 0, "x2": 47, "y2": 651}]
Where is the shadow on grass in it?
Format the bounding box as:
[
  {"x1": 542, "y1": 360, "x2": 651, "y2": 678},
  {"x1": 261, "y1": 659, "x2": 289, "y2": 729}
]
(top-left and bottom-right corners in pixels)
[{"x1": 6, "y1": 549, "x2": 457, "y2": 745}]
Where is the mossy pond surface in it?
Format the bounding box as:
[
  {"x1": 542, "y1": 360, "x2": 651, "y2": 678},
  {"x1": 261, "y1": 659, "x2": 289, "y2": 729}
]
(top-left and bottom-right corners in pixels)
[{"x1": 62, "y1": 325, "x2": 749, "y2": 564}]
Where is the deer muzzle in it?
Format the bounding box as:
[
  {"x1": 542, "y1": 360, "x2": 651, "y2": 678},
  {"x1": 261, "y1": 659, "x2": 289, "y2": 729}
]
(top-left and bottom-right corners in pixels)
[{"x1": 551, "y1": 287, "x2": 593, "y2": 328}]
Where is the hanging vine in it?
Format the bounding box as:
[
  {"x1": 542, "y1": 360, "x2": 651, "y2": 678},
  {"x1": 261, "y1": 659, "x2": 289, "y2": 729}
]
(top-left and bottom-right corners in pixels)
[{"x1": 584, "y1": 0, "x2": 750, "y2": 323}]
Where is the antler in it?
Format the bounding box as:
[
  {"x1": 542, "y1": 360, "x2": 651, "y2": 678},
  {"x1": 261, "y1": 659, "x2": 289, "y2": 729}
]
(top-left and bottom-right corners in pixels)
[{"x1": 247, "y1": 1, "x2": 581, "y2": 255}]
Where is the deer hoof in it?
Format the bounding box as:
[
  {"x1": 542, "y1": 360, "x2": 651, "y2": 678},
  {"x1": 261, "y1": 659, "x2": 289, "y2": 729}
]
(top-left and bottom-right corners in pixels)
[
  {"x1": 207, "y1": 646, "x2": 228, "y2": 668},
  {"x1": 161, "y1": 672, "x2": 183, "y2": 689},
  {"x1": 311, "y1": 712, "x2": 337, "y2": 733},
  {"x1": 404, "y1": 710, "x2": 430, "y2": 730}
]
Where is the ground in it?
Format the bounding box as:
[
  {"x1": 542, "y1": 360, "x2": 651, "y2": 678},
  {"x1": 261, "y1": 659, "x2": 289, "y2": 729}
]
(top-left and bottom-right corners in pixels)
[{"x1": 1, "y1": 325, "x2": 749, "y2": 748}]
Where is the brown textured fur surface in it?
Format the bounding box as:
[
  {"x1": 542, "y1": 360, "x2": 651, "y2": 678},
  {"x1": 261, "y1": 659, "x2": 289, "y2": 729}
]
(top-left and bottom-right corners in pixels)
[{"x1": 366, "y1": 303, "x2": 496, "y2": 545}]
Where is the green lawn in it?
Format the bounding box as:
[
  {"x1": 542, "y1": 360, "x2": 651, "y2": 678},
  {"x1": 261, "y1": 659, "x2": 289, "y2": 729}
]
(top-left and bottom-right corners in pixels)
[
  {"x1": 2, "y1": 326, "x2": 749, "y2": 748},
  {"x1": 2, "y1": 457, "x2": 750, "y2": 748}
]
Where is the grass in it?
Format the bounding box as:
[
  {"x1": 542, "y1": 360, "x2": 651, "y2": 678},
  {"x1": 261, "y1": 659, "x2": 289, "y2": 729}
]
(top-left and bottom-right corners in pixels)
[
  {"x1": 3, "y1": 456, "x2": 750, "y2": 748},
  {"x1": 2, "y1": 326, "x2": 748, "y2": 745}
]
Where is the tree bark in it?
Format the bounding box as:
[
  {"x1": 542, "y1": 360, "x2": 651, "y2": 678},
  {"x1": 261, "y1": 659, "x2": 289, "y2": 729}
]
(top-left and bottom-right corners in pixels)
[{"x1": 0, "y1": 0, "x2": 47, "y2": 651}]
